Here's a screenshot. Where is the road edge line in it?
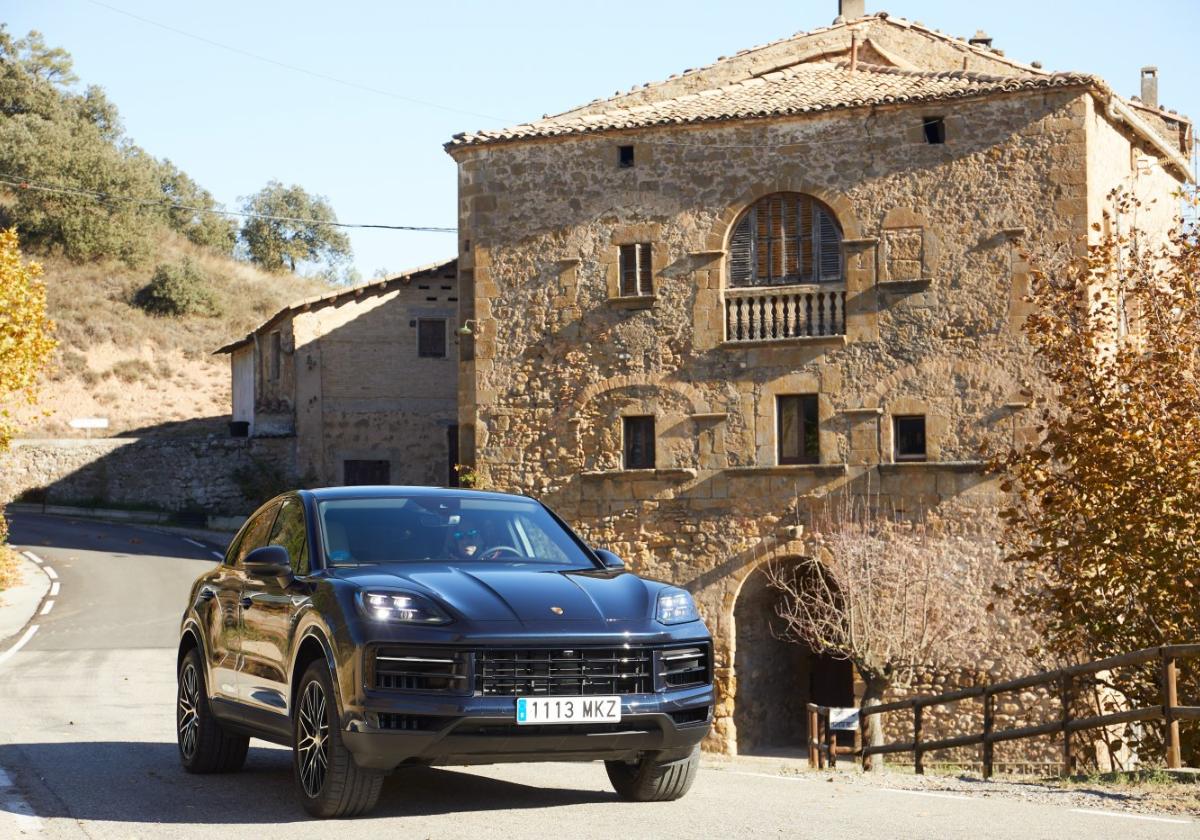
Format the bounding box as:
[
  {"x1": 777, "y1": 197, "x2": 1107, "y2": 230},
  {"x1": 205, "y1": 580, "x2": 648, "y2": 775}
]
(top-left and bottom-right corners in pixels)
[{"x1": 0, "y1": 624, "x2": 39, "y2": 666}]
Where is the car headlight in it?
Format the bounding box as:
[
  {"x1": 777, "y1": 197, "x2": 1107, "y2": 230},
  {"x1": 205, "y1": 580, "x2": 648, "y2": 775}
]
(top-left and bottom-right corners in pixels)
[
  {"x1": 656, "y1": 587, "x2": 700, "y2": 625},
  {"x1": 357, "y1": 591, "x2": 451, "y2": 624}
]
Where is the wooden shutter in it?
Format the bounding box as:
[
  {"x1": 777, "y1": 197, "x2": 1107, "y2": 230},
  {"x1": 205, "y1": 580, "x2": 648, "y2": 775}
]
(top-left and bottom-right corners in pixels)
[
  {"x1": 729, "y1": 213, "x2": 754, "y2": 287},
  {"x1": 817, "y1": 207, "x2": 843, "y2": 282},
  {"x1": 619, "y1": 245, "x2": 637, "y2": 296},
  {"x1": 637, "y1": 243, "x2": 652, "y2": 295},
  {"x1": 799, "y1": 197, "x2": 814, "y2": 281}
]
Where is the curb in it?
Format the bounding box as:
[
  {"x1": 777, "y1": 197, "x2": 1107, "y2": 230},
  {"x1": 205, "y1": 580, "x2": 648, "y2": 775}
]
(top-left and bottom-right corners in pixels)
[
  {"x1": 6, "y1": 502, "x2": 245, "y2": 534},
  {"x1": 0, "y1": 552, "x2": 53, "y2": 662}
]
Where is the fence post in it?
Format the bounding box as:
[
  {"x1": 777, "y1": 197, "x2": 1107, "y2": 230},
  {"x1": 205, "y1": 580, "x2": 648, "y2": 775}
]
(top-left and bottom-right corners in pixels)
[
  {"x1": 913, "y1": 704, "x2": 924, "y2": 776},
  {"x1": 982, "y1": 690, "x2": 995, "y2": 779},
  {"x1": 808, "y1": 704, "x2": 820, "y2": 769},
  {"x1": 1162, "y1": 652, "x2": 1182, "y2": 770},
  {"x1": 825, "y1": 708, "x2": 836, "y2": 769},
  {"x1": 1060, "y1": 674, "x2": 1074, "y2": 778}
]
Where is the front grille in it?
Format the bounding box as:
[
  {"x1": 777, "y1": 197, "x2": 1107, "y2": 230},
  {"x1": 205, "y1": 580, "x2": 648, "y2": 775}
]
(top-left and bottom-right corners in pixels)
[
  {"x1": 670, "y1": 706, "x2": 711, "y2": 727},
  {"x1": 375, "y1": 713, "x2": 444, "y2": 732},
  {"x1": 476, "y1": 647, "x2": 653, "y2": 696},
  {"x1": 372, "y1": 647, "x2": 470, "y2": 693},
  {"x1": 659, "y1": 646, "x2": 710, "y2": 689}
]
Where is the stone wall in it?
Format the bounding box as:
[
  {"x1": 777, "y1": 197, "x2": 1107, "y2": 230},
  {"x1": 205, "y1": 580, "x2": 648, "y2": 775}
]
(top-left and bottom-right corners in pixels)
[
  {"x1": 450, "y1": 83, "x2": 1185, "y2": 757},
  {"x1": 0, "y1": 437, "x2": 295, "y2": 516}
]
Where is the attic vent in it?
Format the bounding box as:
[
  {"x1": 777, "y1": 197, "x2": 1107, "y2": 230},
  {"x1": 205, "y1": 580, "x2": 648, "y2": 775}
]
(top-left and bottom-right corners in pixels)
[{"x1": 923, "y1": 117, "x2": 946, "y2": 145}]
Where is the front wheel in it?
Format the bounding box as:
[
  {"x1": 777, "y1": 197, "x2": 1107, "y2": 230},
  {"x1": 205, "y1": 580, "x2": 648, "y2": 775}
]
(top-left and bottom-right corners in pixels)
[
  {"x1": 293, "y1": 660, "x2": 383, "y2": 818},
  {"x1": 606, "y1": 746, "x2": 699, "y2": 802},
  {"x1": 176, "y1": 648, "x2": 248, "y2": 773}
]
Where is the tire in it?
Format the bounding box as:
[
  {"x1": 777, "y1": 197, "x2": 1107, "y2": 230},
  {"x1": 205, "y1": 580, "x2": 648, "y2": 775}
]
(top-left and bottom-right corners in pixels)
[
  {"x1": 293, "y1": 660, "x2": 384, "y2": 818},
  {"x1": 605, "y1": 746, "x2": 700, "y2": 802},
  {"x1": 176, "y1": 648, "x2": 249, "y2": 773}
]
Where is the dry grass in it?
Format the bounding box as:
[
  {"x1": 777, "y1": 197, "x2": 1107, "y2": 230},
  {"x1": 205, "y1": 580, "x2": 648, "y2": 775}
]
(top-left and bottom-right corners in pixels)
[
  {"x1": 14, "y1": 231, "x2": 331, "y2": 437},
  {"x1": 0, "y1": 545, "x2": 20, "y2": 593}
]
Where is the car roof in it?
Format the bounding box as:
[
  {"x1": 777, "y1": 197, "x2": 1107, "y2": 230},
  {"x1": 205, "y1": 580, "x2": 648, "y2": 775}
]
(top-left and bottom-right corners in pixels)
[{"x1": 300, "y1": 485, "x2": 536, "y2": 504}]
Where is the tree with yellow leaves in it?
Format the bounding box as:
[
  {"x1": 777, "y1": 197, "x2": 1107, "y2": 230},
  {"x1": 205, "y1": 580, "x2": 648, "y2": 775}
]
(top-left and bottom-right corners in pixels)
[
  {"x1": 0, "y1": 228, "x2": 56, "y2": 543},
  {"x1": 993, "y1": 191, "x2": 1200, "y2": 763}
]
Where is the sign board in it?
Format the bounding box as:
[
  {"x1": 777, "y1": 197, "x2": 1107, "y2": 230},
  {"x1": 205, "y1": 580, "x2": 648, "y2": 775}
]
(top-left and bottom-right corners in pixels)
[
  {"x1": 829, "y1": 707, "x2": 860, "y2": 731},
  {"x1": 69, "y1": 418, "x2": 109, "y2": 430}
]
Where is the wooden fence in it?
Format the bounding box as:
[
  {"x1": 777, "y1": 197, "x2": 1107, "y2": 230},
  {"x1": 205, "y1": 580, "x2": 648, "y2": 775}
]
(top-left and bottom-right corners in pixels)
[{"x1": 807, "y1": 643, "x2": 1198, "y2": 776}]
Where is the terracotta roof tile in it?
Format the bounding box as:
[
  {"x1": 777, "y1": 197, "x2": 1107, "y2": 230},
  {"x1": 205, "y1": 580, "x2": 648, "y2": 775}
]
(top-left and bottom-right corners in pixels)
[{"x1": 448, "y1": 63, "x2": 1097, "y2": 149}]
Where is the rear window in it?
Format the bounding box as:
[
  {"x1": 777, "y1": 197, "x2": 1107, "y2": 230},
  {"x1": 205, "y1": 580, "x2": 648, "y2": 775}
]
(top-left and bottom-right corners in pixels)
[{"x1": 316, "y1": 496, "x2": 593, "y2": 568}]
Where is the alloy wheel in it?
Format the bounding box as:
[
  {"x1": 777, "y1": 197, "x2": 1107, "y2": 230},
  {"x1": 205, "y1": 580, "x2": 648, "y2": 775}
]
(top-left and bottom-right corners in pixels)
[
  {"x1": 177, "y1": 663, "x2": 200, "y2": 759},
  {"x1": 297, "y1": 680, "x2": 329, "y2": 798}
]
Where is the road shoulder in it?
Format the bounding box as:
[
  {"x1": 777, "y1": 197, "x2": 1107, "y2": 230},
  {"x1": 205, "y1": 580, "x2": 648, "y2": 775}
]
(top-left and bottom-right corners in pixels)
[{"x1": 0, "y1": 552, "x2": 49, "y2": 646}]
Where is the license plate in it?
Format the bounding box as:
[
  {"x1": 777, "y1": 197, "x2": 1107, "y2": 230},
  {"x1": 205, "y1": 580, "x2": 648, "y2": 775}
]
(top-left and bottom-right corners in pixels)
[{"x1": 516, "y1": 696, "x2": 621, "y2": 725}]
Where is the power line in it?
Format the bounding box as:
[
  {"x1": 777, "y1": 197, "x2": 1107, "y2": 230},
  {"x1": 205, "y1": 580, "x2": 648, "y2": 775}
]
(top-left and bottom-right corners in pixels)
[
  {"x1": 82, "y1": 0, "x2": 514, "y2": 125},
  {"x1": 0, "y1": 173, "x2": 457, "y2": 233}
]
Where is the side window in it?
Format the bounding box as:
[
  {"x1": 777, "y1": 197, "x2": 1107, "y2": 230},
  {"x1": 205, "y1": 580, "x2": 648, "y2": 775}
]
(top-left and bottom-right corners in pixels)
[
  {"x1": 268, "y1": 498, "x2": 310, "y2": 575},
  {"x1": 229, "y1": 503, "x2": 279, "y2": 566}
]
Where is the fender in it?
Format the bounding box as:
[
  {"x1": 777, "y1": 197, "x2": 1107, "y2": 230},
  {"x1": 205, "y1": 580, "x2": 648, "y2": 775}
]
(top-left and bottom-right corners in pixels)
[
  {"x1": 289, "y1": 615, "x2": 348, "y2": 724},
  {"x1": 177, "y1": 618, "x2": 212, "y2": 691}
]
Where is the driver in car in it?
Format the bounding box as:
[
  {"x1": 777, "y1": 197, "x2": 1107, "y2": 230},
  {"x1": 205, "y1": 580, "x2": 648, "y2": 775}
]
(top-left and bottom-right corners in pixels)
[{"x1": 449, "y1": 521, "x2": 484, "y2": 560}]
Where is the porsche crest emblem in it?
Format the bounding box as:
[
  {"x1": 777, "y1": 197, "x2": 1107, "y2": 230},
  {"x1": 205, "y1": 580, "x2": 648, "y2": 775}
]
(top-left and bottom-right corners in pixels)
[{"x1": 550, "y1": 606, "x2": 564, "y2": 615}]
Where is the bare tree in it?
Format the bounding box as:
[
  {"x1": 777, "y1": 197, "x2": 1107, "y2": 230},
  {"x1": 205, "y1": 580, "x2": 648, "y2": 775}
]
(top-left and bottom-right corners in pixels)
[{"x1": 766, "y1": 490, "x2": 1000, "y2": 768}]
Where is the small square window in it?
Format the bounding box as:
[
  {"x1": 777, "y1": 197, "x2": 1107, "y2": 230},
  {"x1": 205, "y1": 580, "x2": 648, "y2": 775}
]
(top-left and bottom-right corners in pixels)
[
  {"x1": 619, "y1": 243, "x2": 653, "y2": 297},
  {"x1": 923, "y1": 117, "x2": 946, "y2": 145},
  {"x1": 778, "y1": 395, "x2": 820, "y2": 465},
  {"x1": 893, "y1": 415, "x2": 927, "y2": 461},
  {"x1": 417, "y1": 318, "x2": 447, "y2": 358},
  {"x1": 623, "y1": 415, "x2": 655, "y2": 470},
  {"x1": 618, "y1": 145, "x2": 635, "y2": 168}
]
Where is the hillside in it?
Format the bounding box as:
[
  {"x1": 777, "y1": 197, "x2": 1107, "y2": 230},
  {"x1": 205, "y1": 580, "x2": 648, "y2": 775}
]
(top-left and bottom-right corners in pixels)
[
  {"x1": 0, "y1": 28, "x2": 337, "y2": 438},
  {"x1": 12, "y1": 231, "x2": 329, "y2": 438}
]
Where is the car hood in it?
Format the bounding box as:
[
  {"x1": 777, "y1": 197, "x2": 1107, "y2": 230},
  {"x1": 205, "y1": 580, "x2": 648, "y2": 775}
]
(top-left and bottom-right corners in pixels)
[{"x1": 332, "y1": 562, "x2": 658, "y2": 624}]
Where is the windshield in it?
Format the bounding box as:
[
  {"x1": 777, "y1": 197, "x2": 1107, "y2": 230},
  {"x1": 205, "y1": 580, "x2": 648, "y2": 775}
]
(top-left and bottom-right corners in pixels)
[{"x1": 317, "y1": 496, "x2": 595, "y2": 568}]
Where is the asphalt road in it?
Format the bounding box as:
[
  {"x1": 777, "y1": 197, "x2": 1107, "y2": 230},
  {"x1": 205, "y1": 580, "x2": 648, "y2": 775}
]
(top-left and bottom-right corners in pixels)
[{"x1": 0, "y1": 513, "x2": 1195, "y2": 839}]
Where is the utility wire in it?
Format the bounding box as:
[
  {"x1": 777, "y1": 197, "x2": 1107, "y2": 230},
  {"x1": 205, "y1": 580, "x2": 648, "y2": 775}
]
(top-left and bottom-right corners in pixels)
[
  {"x1": 0, "y1": 173, "x2": 457, "y2": 233},
  {"x1": 82, "y1": 0, "x2": 514, "y2": 125}
]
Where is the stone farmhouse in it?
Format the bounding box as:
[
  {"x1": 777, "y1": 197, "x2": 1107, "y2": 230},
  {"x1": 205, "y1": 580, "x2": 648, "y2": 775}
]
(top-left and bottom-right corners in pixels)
[
  {"x1": 445, "y1": 2, "x2": 1192, "y2": 756},
  {"x1": 217, "y1": 260, "x2": 460, "y2": 488}
]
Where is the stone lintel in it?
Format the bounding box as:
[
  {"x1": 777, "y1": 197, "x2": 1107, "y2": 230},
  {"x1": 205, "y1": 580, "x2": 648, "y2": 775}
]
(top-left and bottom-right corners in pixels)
[
  {"x1": 841, "y1": 407, "x2": 883, "y2": 415},
  {"x1": 690, "y1": 412, "x2": 728, "y2": 422},
  {"x1": 841, "y1": 237, "x2": 880, "y2": 249},
  {"x1": 580, "y1": 468, "x2": 698, "y2": 480}
]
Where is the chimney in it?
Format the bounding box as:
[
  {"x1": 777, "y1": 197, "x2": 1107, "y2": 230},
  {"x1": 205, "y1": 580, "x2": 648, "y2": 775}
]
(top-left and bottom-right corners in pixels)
[
  {"x1": 1141, "y1": 66, "x2": 1159, "y2": 109},
  {"x1": 836, "y1": 0, "x2": 866, "y2": 22},
  {"x1": 968, "y1": 29, "x2": 994, "y2": 49}
]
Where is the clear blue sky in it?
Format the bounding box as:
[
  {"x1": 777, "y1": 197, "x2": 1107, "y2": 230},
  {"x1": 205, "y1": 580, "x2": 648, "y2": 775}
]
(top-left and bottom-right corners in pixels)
[{"x1": 7, "y1": 0, "x2": 1197, "y2": 279}]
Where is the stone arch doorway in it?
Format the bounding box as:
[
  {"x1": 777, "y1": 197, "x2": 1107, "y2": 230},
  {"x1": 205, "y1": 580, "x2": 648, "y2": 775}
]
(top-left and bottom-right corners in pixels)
[{"x1": 733, "y1": 558, "x2": 854, "y2": 756}]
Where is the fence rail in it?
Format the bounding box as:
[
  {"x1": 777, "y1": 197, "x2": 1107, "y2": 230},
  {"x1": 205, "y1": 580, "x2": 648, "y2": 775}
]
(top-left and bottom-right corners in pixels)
[{"x1": 807, "y1": 644, "x2": 1197, "y2": 776}]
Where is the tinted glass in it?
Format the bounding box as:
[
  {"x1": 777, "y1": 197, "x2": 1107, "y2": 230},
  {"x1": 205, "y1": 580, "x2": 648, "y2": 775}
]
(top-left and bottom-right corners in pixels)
[
  {"x1": 229, "y1": 502, "x2": 279, "y2": 566},
  {"x1": 268, "y1": 498, "x2": 309, "y2": 575},
  {"x1": 317, "y1": 496, "x2": 593, "y2": 568}
]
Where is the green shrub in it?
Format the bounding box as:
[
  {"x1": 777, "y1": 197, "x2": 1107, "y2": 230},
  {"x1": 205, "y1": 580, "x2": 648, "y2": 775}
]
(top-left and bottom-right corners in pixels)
[{"x1": 133, "y1": 259, "x2": 219, "y2": 317}]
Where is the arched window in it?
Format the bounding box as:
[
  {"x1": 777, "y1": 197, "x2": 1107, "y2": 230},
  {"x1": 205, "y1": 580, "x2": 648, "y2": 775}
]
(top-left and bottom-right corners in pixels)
[{"x1": 728, "y1": 193, "x2": 843, "y2": 287}]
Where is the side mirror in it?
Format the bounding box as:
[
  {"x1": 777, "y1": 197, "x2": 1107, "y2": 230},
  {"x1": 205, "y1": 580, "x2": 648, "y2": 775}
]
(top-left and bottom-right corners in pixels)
[
  {"x1": 244, "y1": 544, "x2": 293, "y2": 580},
  {"x1": 593, "y1": 548, "x2": 626, "y2": 570}
]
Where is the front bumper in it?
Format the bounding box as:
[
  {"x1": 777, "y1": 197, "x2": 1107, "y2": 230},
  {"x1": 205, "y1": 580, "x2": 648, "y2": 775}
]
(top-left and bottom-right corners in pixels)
[{"x1": 342, "y1": 684, "x2": 714, "y2": 770}]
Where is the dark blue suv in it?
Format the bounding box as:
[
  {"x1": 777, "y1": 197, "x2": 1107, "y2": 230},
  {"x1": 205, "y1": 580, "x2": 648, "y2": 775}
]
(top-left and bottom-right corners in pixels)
[{"x1": 176, "y1": 486, "x2": 714, "y2": 817}]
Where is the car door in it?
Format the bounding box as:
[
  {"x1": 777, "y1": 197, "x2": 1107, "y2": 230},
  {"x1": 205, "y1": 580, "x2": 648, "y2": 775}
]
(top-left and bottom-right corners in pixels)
[
  {"x1": 208, "y1": 502, "x2": 279, "y2": 703},
  {"x1": 239, "y1": 497, "x2": 310, "y2": 715}
]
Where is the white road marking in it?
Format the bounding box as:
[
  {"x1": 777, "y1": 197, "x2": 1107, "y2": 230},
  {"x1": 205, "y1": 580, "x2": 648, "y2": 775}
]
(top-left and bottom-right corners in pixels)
[
  {"x1": 881, "y1": 788, "x2": 974, "y2": 802},
  {"x1": 211, "y1": 551, "x2": 223, "y2": 560},
  {"x1": 1070, "y1": 808, "x2": 1191, "y2": 825},
  {"x1": 42, "y1": 566, "x2": 57, "y2": 580},
  {"x1": 21, "y1": 550, "x2": 41, "y2": 565},
  {"x1": 39, "y1": 600, "x2": 54, "y2": 615},
  {"x1": 49, "y1": 582, "x2": 59, "y2": 597},
  {"x1": 0, "y1": 625, "x2": 39, "y2": 666},
  {"x1": 183, "y1": 538, "x2": 206, "y2": 549}
]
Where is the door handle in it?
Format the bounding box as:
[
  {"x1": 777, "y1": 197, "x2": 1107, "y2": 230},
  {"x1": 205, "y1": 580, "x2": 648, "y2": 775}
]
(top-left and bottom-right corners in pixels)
[
  {"x1": 240, "y1": 596, "x2": 253, "y2": 609},
  {"x1": 199, "y1": 587, "x2": 215, "y2": 602}
]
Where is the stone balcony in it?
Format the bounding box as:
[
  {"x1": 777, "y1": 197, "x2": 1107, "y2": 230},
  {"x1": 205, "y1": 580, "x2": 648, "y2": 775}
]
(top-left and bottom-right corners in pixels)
[{"x1": 723, "y1": 283, "x2": 847, "y2": 344}]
